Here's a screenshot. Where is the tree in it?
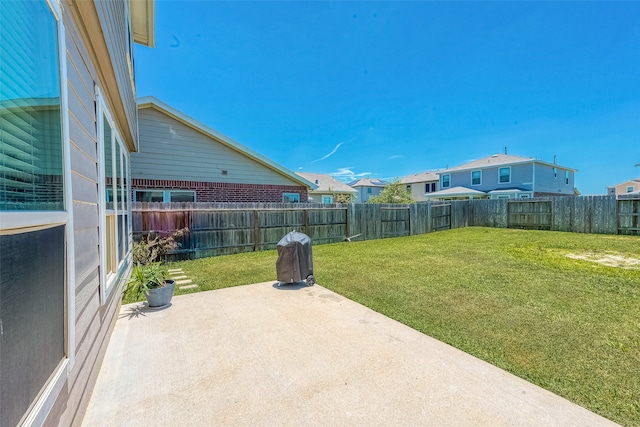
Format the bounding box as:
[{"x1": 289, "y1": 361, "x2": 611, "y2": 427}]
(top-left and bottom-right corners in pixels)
[{"x1": 367, "y1": 179, "x2": 415, "y2": 204}]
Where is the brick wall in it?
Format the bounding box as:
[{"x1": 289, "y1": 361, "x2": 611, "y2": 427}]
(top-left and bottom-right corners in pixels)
[{"x1": 131, "y1": 179, "x2": 309, "y2": 203}]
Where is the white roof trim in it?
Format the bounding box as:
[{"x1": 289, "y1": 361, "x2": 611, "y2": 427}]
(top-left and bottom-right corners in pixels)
[{"x1": 137, "y1": 96, "x2": 316, "y2": 189}]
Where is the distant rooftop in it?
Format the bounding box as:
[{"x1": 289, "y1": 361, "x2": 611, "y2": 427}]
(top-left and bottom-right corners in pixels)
[
  {"x1": 349, "y1": 178, "x2": 387, "y2": 187},
  {"x1": 440, "y1": 153, "x2": 576, "y2": 173},
  {"x1": 401, "y1": 171, "x2": 439, "y2": 184},
  {"x1": 295, "y1": 173, "x2": 356, "y2": 194}
]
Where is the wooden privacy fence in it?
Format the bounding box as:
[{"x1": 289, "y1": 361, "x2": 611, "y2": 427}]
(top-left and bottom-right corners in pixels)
[{"x1": 132, "y1": 196, "x2": 639, "y2": 260}]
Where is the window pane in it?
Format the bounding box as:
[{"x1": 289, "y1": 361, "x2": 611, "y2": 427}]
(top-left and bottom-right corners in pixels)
[
  {"x1": 0, "y1": 0, "x2": 63, "y2": 211},
  {"x1": 115, "y1": 141, "x2": 122, "y2": 204},
  {"x1": 499, "y1": 168, "x2": 510, "y2": 183},
  {"x1": 442, "y1": 175, "x2": 450, "y2": 187},
  {"x1": 472, "y1": 171, "x2": 481, "y2": 185},
  {"x1": 170, "y1": 191, "x2": 195, "y2": 203},
  {"x1": 135, "y1": 191, "x2": 164, "y2": 202},
  {"x1": 282, "y1": 193, "x2": 300, "y2": 203},
  {"x1": 103, "y1": 117, "x2": 113, "y2": 208}
]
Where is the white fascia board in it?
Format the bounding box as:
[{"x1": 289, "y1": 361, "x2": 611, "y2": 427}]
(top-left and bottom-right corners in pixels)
[{"x1": 136, "y1": 97, "x2": 317, "y2": 189}]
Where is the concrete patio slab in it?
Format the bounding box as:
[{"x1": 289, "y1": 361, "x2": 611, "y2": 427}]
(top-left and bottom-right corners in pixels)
[{"x1": 81, "y1": 282, "x2": 617, "y2": 426}]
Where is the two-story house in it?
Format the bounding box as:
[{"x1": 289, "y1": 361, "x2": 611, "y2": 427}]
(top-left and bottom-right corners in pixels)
[
  {"x1": 426, "y1": 154, "x2": 577, "y2": 200},
  {"x1": 607, "y1": 178, "x2": 640, "y2": 196},
  {"x1": 401, "y1": 171, "x2": 439, "y2": 202},
  {"x1": 349, "y1": 178, "x2": 387, "y2": 203}
]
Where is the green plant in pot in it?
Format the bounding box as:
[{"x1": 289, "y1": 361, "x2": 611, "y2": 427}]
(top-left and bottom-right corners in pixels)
[{"x1": 126, "y1": 263, "x2": 175, "y2": 308}]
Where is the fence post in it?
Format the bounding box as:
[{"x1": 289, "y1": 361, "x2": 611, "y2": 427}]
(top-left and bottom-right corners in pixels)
[
  {"x1": 304, "y1": 209, "x2": 310, "y2": 236},
  {"x1": 252, "y1": 210, "x2": 259, "y2": 252}
]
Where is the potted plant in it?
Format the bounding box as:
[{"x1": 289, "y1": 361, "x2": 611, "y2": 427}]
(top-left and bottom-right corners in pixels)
[{"x1": 126, "y1": 263, "x2": 175, "y2": 308}]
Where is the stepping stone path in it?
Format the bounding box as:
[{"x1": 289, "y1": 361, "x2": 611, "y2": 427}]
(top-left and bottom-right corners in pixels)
[{"x1": 167, "y1": 268, "x2": 199, "y2": 291}]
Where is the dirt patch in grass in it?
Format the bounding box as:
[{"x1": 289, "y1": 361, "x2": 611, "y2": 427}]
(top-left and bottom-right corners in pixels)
[{"x1": 565, "y1": 252, "x2": 640, "y2": 269}]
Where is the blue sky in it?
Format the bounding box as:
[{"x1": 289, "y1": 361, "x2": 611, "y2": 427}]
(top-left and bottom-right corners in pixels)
[{"x1": 135, "y1": 1, "x2": 640, "y2": 195}]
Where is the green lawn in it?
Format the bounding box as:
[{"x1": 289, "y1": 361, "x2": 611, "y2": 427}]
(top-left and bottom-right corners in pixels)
[{"x1": 127, "y1": 227, "x2": 640, "y2": 426}]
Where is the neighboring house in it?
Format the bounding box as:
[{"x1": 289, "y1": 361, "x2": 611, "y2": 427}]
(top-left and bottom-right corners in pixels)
[
  {"x1": 401, "y1": 171, "x2": 440, "y2": 202},
  {"x1": 349, "y1": 178, "x2": 387, "y2": 202},
  {"x1": 425, "y1": 154, "x2": 577, "y2": 200},
  {"x1": 0, "y1": 1, "x2": 153, "y2": 426},
  {"x1": 295, "y1": 173, "x2": 357, "y2": 203},
  {"x1": 606, "y1": 178, "x2": 640, "y2": 196},
  {"x1": 132, "y1": 97, "x2": 315, "y2": 203}
]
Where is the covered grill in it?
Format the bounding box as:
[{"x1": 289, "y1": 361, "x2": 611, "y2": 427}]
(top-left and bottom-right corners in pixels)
[{"x1": 275, "y1": 231, "x2": 315, "y2": 286}]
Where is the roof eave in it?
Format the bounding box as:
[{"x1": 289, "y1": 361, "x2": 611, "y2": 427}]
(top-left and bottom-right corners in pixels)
[{"x1": 130, "y1": 0, "x2": 155, "y2": 47}]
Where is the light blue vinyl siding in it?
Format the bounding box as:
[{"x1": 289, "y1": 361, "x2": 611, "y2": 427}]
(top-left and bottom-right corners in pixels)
[
  {"x1": 449, "y1": 163, "x2": 533, "y2": 191},
  {"x1": 534, "y1": 164, "x2": 575, "y2": 194}
]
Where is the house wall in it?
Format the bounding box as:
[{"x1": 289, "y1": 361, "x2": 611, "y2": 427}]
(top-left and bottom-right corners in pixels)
[
  {"x1": 44, "y1": 2, "x2": 134, "y2": 426},
  {"x1": 609, "y1": 180, "x2": 640, "y2": 195},
  {"x1": 94, "y1": 0, "x2": 138, "y2": 150},
  {"x1": 448, "y1": 163, "x2": 534, "y2": 191},
  {"x1": 405, "y1": 181, "x2": 438, "y2": 201},
  {"x1": 533, "y1": 164, "x2": 575, "y2": 195},
  {"x1": 353, "y1": 186, "x2": 383, "y2": 203},
  {"x1": 134, "y1": 109, "x2": 298, "y2": 186}
]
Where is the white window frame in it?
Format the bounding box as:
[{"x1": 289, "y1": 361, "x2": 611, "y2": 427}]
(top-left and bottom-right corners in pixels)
[
  {"x1": 498, "y1": 167, "x2": 511, "y2": 184},
  {"x1": 565, "y1": 170, "x2": 570, "y2": 185},
  {"x1": 441, "y1": 174, "x2": 451, "y2": 189},
  {"x1": 471, "y1": 170, "x2": 482, "y2": 186},
  {"x1": 5, "y1": 1, "x2": 76, "y2": 425},
  {"x1": 282, "y1": 192, "x2": 300, "y2": 203},
  {"x1": 97, "y1": 90, "x2": 132, "y2": 304},
  {"x1": 134, "y1": 189, "x2": 196, "y2": 203},
  {"x1": 627, "y1": 186, "x2": 634, "y2": 193},
  {"x1": 321, "y1": 195, "x2": 333, "y2": 204}
]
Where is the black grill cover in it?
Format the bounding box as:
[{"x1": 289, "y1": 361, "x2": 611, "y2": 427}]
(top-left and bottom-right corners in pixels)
[{"x1": 276, "y1": 231, "x2": 313, "y2": 283}]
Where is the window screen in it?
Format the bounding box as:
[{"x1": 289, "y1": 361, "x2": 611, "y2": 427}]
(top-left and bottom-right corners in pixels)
[{"x1": 0, "y1": 225, "x2": 65, "y2": 427}]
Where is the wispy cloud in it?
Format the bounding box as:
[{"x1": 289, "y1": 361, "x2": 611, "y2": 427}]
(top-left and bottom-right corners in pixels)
[
  {"x1": 312, "y1": 142, "x2": 344, "y2": 163},
  {"x1": 331, "y1": 167, "x2": 372, "y2": 182},
  {"x1": 388, "y1": 155, "x2": 404, "y2": 160}
]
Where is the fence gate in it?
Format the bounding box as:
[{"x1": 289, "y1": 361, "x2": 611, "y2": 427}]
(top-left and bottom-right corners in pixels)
[
  {"x1": 618, "y1": 197, "x2": 640, "y2": 236},
  {"x1": 507, "y1": 200, "x2": 552, "y2": 230},
  {"x1": 381, "y1": 206, "x2": 410, "y2": 237},
  {"x1": 431, "y1": 203, "x2": 451, "y2": 231}
]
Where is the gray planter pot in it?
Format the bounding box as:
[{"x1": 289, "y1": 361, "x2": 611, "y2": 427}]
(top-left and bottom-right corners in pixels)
[{"x1": 145, "y1": 280, "x2": 175, "y2": 308}]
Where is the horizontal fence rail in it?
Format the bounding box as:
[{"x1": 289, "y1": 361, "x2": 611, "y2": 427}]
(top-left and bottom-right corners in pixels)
[{"x1": 132, "y1": 195, "x2": 638, "y2": 260}]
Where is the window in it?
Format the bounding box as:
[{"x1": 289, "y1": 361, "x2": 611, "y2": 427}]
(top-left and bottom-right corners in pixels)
[
  {"x1": 282, "y1": 193, "x2": 300, "y2": 203},
  {"x1": 499, "y1": 167, "x2": 511, "y2": 183},
  {"x1": 565, "y1": 170, "x2": 569, "y2": 185},
  {"x1": 99, "y1": 105, "x2": 131, "y2": 296},
  {"x1": 134, "y1": 190, "x2": 196, "y2": 203},
  {"x1": 441, "y1": 174, "x2": 451, "y2": 188},
  {"x1": 518, "y1": 194, "x2": 531, "y2": 199},
  {"x1": 431, "y1": 182, "x2": 436, "y2": 192},
  {"x1": 0, "y1": 1, "x2": 70, "y2": 426},
  {"x1": 0, "y1": 4, "x2": 64, "y2": 211},
  {"x1": 322, "y1": 195, "x2": 333, "y2": 203},
  {"x1": 406, "y1": 184, "x2": 411, "y2": 191},
  {"x1": 367, "y1": 188, "x2": 372, "y2": 194},
  {"x1": 553, "y1": 167, "x2": 557, "y2": 178},
  {"x1": 471, "y1": 170, "x2": 481, "y2": 186},
  {"x1": 627, "y1": 186, "x2": 634, "y2": 193}
]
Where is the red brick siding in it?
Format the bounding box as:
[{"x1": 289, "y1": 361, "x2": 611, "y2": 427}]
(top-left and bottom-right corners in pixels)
[{"x1": 131, "y1": 179, "x2": 309, "y2": 203}]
